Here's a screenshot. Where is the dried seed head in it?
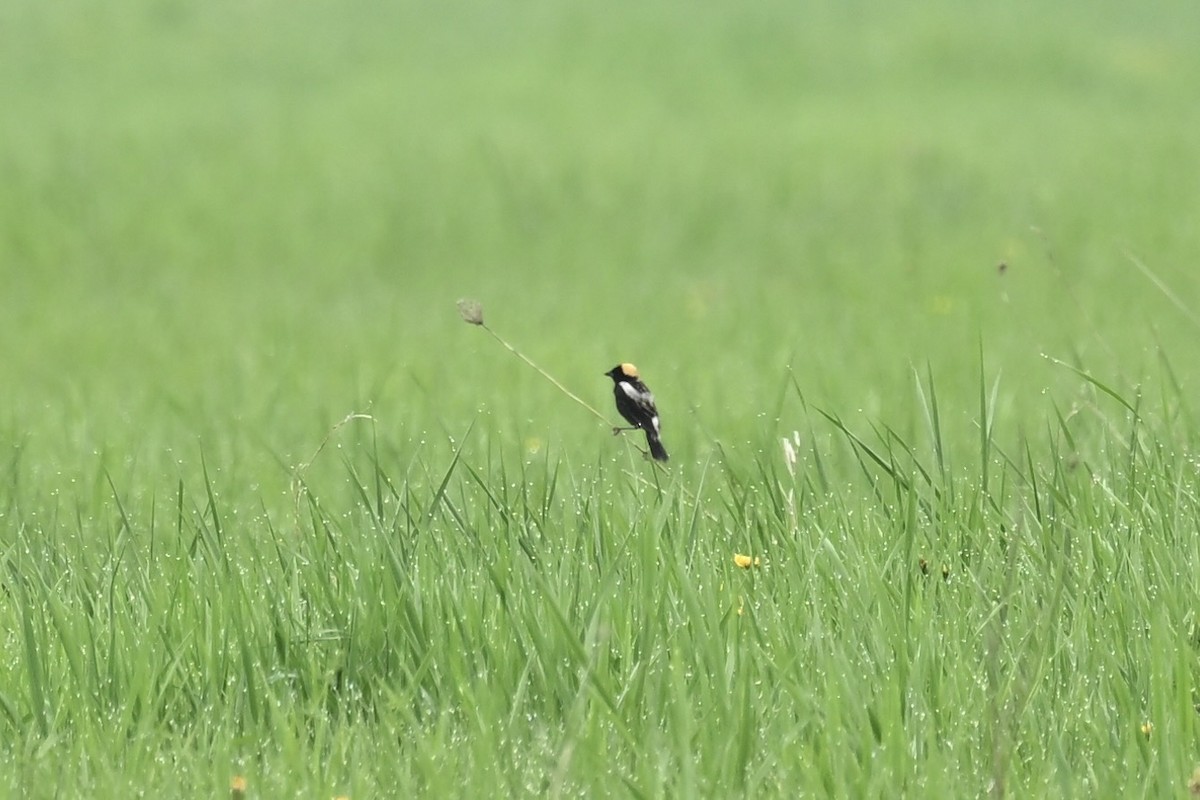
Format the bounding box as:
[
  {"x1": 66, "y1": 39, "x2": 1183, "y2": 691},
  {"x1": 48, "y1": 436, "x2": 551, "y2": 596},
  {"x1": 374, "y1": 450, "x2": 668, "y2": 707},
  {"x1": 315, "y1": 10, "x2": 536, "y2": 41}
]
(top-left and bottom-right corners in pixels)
[
  {"x1": 781, "y1": 434, "x2": 798, "y2": 478},
  {"x1": 457, "y1": 298, "x2": 484, "y2": 325}
]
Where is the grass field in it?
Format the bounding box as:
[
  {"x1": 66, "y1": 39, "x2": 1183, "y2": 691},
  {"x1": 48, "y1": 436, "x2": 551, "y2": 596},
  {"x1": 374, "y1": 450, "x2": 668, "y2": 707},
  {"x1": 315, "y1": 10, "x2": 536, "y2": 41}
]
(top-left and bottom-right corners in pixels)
[{"x1": 3, "y1": 0, "x2": 1200, "y2": 797}]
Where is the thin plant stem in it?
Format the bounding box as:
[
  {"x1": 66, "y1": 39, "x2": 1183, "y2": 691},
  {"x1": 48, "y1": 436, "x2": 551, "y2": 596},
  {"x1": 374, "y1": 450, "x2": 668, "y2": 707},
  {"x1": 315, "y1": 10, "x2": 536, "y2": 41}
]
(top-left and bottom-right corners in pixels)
[
  {"x1": 291, "y1": 412, "x2": 376, "y2": 531},
  {"x1": 481, "y1": 323, "x2": 616, "y2": 427},
  {"x1": 458, "y1": 298, "x2": 616, "y2": 428}
]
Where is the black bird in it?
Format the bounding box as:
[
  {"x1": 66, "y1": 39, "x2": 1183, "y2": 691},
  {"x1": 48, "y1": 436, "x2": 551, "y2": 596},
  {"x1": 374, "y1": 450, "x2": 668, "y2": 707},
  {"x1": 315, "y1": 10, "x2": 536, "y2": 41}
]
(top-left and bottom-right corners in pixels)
[{"x1": 605, "y1": 363, "x2": 668, "y2": 461}]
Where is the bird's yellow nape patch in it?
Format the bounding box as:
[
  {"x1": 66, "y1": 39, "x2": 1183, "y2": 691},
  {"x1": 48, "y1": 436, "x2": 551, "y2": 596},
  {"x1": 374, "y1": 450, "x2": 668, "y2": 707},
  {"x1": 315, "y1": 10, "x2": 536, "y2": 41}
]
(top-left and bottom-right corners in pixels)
[{"x1": 620, "y1": 363, "x2": 639, "y2": 378}]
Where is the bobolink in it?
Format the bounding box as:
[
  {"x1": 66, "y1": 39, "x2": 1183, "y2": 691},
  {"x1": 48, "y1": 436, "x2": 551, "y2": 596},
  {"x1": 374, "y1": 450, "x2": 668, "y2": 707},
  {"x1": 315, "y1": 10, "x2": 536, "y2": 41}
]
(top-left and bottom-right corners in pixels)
[{"x1": 605, "y1": 363, "x2": 669, "y2": 462}]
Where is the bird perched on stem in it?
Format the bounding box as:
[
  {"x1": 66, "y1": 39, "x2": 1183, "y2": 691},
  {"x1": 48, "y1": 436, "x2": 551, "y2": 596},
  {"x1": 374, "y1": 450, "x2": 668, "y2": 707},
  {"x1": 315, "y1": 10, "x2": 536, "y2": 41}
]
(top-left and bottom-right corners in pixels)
[{"x1": 605, "y1": 363, "x2": 669, "y2": 462}]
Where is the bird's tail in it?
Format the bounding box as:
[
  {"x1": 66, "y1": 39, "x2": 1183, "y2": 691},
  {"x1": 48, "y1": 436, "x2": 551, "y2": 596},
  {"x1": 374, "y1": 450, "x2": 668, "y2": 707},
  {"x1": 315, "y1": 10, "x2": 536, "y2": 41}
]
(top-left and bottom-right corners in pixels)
[{"x1": 645, "y1": 431, "x2": 669, "y2": 462}]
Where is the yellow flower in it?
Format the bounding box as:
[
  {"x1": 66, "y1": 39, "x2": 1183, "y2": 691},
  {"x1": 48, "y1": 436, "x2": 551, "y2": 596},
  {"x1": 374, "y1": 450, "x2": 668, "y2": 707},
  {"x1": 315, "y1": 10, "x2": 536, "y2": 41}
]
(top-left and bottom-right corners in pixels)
[
  {"x1": 1141, "y1": 721, "x2": 1153, "y2": 739},
  {"x1": 231, "y1": 776, "x2": 248, "y2": 799},
  {"x1": 733, "y1": 553, "x2": 760, "y2": 569}
]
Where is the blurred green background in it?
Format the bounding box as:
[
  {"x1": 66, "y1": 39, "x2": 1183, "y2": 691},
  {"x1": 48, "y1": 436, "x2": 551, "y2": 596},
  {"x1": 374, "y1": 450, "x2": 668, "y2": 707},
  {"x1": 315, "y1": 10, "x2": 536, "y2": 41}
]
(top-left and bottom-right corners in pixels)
[{"x1": 3, "y1": 0, "x2": 1199, "y2": 486}]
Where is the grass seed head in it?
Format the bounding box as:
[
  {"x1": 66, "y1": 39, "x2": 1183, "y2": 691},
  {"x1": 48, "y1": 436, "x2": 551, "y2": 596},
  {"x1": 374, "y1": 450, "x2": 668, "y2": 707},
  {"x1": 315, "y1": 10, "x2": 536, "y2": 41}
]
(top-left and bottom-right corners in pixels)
[{"x1": 457, "y1": 298, "x2": 484, "y2": 325}]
